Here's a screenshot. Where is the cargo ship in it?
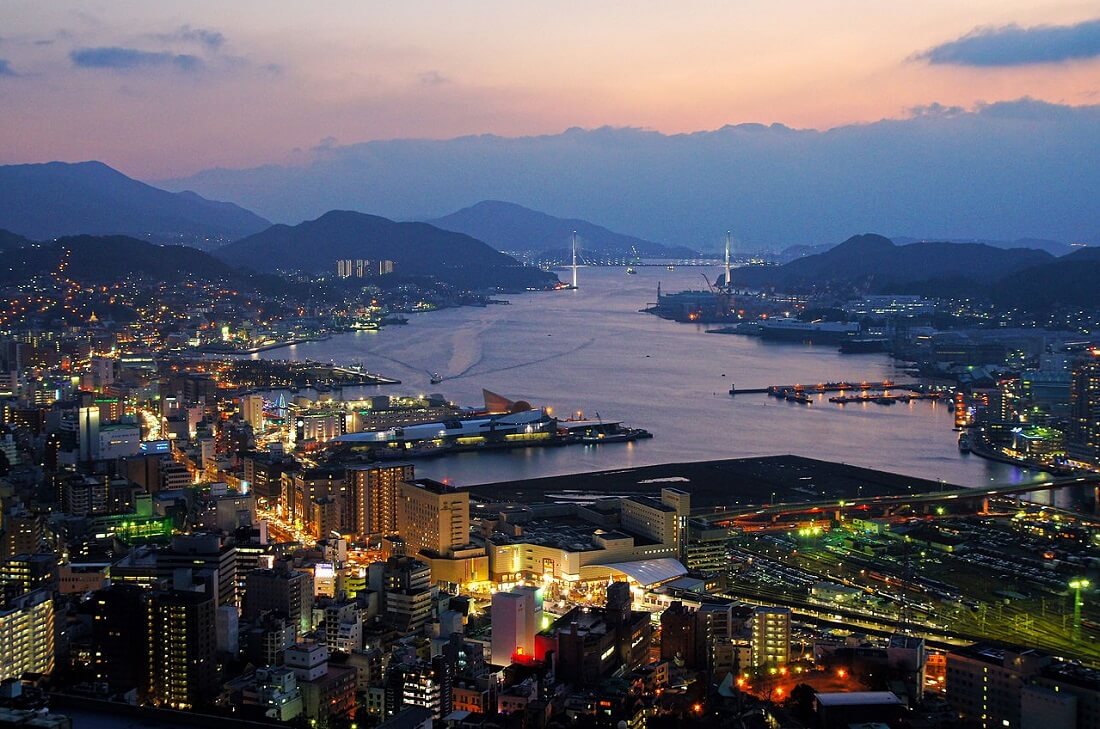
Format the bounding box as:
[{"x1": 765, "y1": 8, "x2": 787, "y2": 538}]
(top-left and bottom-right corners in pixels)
[{"x1": 759, "y1": 318, "x2": 860, "y2": 343}]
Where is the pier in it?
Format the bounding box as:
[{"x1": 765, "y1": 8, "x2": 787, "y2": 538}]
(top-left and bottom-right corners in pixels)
[
  {"x1": 828, "y1": 391, "x2": 943, "y2": 404},
  {"x1": 728, "y1": 380, "x2": 909, "y2": 396}
]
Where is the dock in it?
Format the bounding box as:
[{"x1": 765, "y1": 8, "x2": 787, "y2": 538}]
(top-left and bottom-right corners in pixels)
[
  {"x1": 828, "y1": 392, "x2": 943, "y2": 404},
  {"x1": 729, "y1": 380, "x2": 910, "y2": 396}
]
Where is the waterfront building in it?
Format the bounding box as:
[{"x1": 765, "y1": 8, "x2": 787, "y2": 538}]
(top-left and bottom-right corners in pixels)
[
  {"x1": 620, "y1": 487, "x2": 691, "y2": 561},
  {"x1": 844, "y1": 294, "x2": 935, "y2": 317},
  {"x1": 293, "y1": 411, "x2": 347, "y2": 445}
]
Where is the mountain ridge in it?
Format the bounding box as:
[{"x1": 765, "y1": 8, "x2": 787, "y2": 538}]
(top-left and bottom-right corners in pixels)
[
  {"x1": 428, "y1": 200, "x2": 701, "y2": 259},
  {"x1": 0, "y1": 161, "x2": 270, "y2": 246},
  {"x1": 215, "y1": 210, "x2": 557, "y2": 291}
]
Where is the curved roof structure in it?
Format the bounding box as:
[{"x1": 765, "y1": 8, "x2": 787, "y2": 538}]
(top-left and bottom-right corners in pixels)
[{"x1": 602, "y1": 557, "x2": 687, "y2": 587}]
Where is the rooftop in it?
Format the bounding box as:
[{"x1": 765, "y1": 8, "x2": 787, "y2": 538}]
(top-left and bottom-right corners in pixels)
[
  {"x1": 407, "y1": 477, "x2": 469, "y2": 495},
  {"x1": 815, "y1": 691, "x2": 903, "y2": 707}
]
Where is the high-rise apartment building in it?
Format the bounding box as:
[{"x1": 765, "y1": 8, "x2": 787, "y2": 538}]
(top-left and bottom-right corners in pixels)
[
  {"x1": 347, "y1": 463, "x2": 414, "y2": 541},
  {"x1": 750, "y1": 605, "x2": 790, "y2": 669},
  {"x1": 77, "y1": 405, "x2": 100, "y2": 462},
  {"x1": 148, "y1": 589, "x2": 218, "y2": 709},
  {"x1": 241, "y1": 394, "x2": 265, "y2": 432},
  {"x1": 1069, "y1": 356, "x2": 1100, "y2": 463},
  {"x1": 0, "y1": 588, "x2": 54, "y2": 682}
]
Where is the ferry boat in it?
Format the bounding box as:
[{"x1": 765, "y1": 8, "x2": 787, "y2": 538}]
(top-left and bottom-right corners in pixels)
[{"x1": 351, "y1": 320, "x2": 380, "y2": 330}]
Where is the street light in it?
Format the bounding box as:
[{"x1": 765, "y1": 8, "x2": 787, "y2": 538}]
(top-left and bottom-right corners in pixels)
[{"x1": 1070, "y1": 578, "x2": 1090, "y2": 639}]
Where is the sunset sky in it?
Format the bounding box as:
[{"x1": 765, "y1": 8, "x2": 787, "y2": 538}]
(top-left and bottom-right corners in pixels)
[{"x1": 2, "y1": 1, "x2": 1099, "y2": 178}]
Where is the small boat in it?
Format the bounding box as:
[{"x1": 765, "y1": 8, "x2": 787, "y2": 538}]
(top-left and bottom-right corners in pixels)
[
  {"x1": 667, "y1": 265, "x2": 675, "y2": 271},
  {"x1": 430, "y1": 373, "x2": 443, "y2": 384},
  {"x1": 958, "y1": 433, "x2": 971, "y2": 453},
  {"x1": 626, "y1": 267, "x2": 637, "y2": 275}
]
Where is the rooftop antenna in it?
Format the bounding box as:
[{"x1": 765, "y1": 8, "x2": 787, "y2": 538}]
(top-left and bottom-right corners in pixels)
[
  {"x1": 571, "y1": 230, "x2": 578, "y2": 290},
  {"x1": 724, "y1": 230, "x2": 732, "y2": 291}
]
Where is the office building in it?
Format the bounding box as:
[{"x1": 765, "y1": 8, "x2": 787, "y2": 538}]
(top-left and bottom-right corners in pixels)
[
  {"x1": 157, "y1": 534, "x2": 238, "y2": 608},
  {"x1": 536, "y1": 585, "x2": 653, "y2": 684},
  {"x1": 97, "y1": 423, "x2": 141, "y2": 459},
  {"x1": 396, "y1": 479, "x2": 470, "y2": 558},
  {"x1": 620, "y1": 487, "x2": 691, "y2": 559},
  {"x1": 814, "y1": 692, "x2": 905, "y2": 729},
  {"x1": 244, "y1": 565, "x2": 313, "y2": 635},
  {"x1": 369, "y1": 556, "x2": 433, "y2": 632}
]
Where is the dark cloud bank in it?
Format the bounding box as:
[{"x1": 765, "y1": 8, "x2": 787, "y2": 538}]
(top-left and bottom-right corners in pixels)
[{"x1": 917, "y1": 18, "x2": 1100, "y2": 67}]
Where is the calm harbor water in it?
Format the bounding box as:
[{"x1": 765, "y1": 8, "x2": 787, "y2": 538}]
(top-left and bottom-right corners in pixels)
[{"x1": 255, "y1": 266, "x2": 1044, "y2": 491}]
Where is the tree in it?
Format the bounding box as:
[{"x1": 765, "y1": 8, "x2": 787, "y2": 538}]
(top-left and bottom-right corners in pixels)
[{"x1": 786, "y1": 682, "x2": 816, "y2": 723}]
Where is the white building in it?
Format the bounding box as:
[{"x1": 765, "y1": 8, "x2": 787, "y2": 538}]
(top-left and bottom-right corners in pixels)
[{"x1": 490, "y1": 586, "x2": 543, "y2": 665}]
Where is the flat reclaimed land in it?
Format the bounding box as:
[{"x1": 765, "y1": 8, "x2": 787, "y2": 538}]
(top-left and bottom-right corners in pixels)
[{"x1": 472, "y1": 455, "x2": 958, "y2": 511}]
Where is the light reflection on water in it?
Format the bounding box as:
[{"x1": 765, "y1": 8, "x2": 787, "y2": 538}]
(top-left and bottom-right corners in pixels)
[{"x1": 255, "y1": 267, "x2": 1049, "y2": 494}]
